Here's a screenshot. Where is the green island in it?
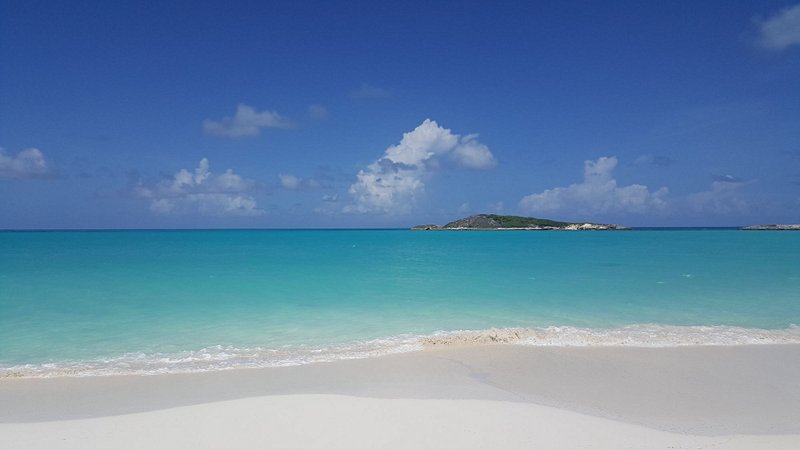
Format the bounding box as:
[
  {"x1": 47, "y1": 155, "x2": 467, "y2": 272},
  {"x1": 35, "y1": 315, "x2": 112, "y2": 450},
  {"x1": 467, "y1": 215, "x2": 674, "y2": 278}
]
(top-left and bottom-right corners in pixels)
[{"x1": 411, "y1": 214, "x2": 629, "y2": 231}]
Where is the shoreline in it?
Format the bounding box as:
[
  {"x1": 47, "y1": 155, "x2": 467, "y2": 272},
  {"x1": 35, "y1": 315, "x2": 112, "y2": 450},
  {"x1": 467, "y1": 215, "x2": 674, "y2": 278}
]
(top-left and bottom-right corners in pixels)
[
  {"x1": 2, "y1": 344, "x2": 799, "y2": 449},
  {"x1": 4, "y1": 323, "x2": 800, "y2": 378}
]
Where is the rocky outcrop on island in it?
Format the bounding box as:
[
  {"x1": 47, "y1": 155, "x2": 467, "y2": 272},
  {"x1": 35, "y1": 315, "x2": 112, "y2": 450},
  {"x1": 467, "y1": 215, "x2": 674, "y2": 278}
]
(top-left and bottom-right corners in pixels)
[
  {"x1": 740, "y1": 224, "x2": 800, "y2": 230},
  {"x1": 412, "y1": 214, "x2": 629, "y2": 231}
]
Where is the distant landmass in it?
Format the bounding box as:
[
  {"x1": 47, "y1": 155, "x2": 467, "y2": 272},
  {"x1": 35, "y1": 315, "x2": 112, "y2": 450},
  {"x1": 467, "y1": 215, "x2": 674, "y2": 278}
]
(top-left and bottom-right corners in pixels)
[
  {"x1": 411, "y1": 214, "x2": 629, "y2": 231},
  {"x1": 740, "y1": 224, "x2": 800, "y2": 230}
]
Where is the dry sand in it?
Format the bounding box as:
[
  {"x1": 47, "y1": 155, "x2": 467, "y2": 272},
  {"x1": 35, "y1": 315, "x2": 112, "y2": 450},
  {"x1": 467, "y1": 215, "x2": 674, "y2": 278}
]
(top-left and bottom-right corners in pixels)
[{"x1": 2, "y1": 345, "x2": 799, "y2": 449}]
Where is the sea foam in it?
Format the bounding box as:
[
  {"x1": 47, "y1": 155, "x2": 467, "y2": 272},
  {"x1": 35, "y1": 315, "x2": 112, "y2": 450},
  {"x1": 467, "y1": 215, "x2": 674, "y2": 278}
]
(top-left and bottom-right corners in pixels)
[
  {"x1": 421, "y1": 324, "x2": 800, "y2": 347},
  {"x1": 2, "y1": 324, "x2": 799, "y2": 378}
]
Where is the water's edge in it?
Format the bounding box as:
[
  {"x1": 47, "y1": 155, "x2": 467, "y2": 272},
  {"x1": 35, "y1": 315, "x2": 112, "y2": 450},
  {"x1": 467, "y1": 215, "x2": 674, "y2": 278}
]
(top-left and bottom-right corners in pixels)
[{"x1": 3, "y1": 324, "x2": 798, "y2": 378}]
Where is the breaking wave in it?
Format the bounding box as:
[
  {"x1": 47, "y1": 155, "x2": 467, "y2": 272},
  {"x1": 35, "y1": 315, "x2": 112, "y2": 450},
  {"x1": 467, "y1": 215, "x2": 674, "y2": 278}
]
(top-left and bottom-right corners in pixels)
[{"x1": 3, "y1": 324, "x2": 799, "y2": 378}]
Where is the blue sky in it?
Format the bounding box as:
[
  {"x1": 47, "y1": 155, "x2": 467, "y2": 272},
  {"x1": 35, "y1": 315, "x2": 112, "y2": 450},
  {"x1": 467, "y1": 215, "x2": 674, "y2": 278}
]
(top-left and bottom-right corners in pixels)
[{"x1": 1, "y1": 0, "x2": 799, "y2": 228}]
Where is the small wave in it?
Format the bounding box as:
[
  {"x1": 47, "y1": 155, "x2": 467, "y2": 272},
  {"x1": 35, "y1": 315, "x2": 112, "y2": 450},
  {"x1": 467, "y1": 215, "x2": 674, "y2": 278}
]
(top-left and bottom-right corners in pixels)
[
  {"x1": 0, "y1": 336, "x2": 423, "y2": 378},
  {"x1": 2, "y1": 324, "x2": 799, "y2": 378}
]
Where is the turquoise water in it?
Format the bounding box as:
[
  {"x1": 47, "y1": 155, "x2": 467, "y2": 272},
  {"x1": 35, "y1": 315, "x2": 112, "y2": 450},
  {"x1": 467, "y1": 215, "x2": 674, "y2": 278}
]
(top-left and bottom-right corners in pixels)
[{"x1": 1, "y1": 229, "x2": 799, "y2": 376}]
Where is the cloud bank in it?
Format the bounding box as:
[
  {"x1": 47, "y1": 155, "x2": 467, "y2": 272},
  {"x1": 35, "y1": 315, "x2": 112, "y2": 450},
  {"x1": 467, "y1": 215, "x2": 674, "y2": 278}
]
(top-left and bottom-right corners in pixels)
[
  {"x1": 756, "y1": 3, "x2": 800, "y2": 50},
  {"x1": 203, "y1": 104, "x2": 292, "y2": 138},
  {"x1": 687, "y1": 178, "x2": 749, "y2": 215},
  {"x1": 134, "y1": 158, "x2": 262, "y2": 216},
  {"x1": 345, "y1": 119, "x2": 497, "y2": 214},
  {"x1": 519, "y1": 156, "x2": 668, "y2": 216},
  {"x1": 0, "y1": 148, "x2": 53, "y2": 179}
]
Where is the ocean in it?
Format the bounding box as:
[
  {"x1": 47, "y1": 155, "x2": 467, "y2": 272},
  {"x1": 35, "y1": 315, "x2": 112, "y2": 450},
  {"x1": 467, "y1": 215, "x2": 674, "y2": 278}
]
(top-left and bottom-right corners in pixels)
[{"x1": 1, "y1": 229, "x2": 799, "y2": 377}]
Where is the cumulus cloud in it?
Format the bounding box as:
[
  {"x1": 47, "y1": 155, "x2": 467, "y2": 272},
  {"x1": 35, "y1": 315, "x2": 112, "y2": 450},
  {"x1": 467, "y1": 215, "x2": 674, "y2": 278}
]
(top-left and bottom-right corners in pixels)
[
  {"x1": 134, "y1": 158, "x2": 262, "y2": 216},
  {"x1": 755, "y1": 3, "x2": 800, "y2": 50},
  {"x1": 350, "y1": 83, "x2": 391, "y2": 99},
  {"x1": 687, "y1": 178, "x2": 750, "y2": 215},
  {"x1": 279, "y1": 173, "x2": 320, "y2": 190},
  {"x1": 344, "y1": 119, "x2": 497, "y2": 214},
  {"x1": 0, "y1": 147, "x2": 54, "y2": 179},
  {"x1": 519, "y1": 156, "x2": 669, "y2": 216},
  {"x1": 203, "y1": 104, "x2": 292, "y2": 138},
  {"x1": 450, "y1": 134, "x2": 497, "y2": 169}
]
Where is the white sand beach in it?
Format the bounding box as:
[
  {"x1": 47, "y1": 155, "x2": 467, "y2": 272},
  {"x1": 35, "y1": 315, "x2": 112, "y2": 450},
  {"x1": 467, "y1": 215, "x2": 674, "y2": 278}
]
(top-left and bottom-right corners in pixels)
[{"x1": 2, "y1": 344, "x2": 799, "y2": 449}]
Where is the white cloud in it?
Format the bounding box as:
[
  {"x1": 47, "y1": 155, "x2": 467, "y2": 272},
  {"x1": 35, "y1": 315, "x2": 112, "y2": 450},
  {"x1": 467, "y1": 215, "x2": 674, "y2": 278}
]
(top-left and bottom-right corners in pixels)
[
  {"x1": 712, "y1": 174, "x2": 745, "y2": 183},
  {"x1": 279, "y1": 173, "x2": 320, "y2": 190},
  {"x1": 344, "y1": 119, "x2": 497, "y2": 214},
  {"x1": 134, "y1": 158, "x2": 262, "y2": 216},
  {"x1": 203, "y1": 104, "x2": 292, "y2": 138},
  {"x1": 149, "y1": 193, "x2": 259, "y2": 215},
  {"x1": 350, "y1": 83, "x2": 391, "y2": 99},
  {"x1": 687, "y1": 179, "x2": 749, "y2": 215},
  {"x1": 215, "y1": 168, "x2": 255, "y2": 191},
  {"x1": 0, "y1": 147, "x2": 53, "y2": 179},
  {"x1": 450, "y1": 134, "x2": 497, "y2": 169},
  {"x1": 756, "y1": 3, "x2": 800, "y2": 50},
  {"x1": 519, "y1": 156, "x2": 669, "y2": 216},
  {"x1": 279, "y1": 174, "x2": 302, "y2": 190}
]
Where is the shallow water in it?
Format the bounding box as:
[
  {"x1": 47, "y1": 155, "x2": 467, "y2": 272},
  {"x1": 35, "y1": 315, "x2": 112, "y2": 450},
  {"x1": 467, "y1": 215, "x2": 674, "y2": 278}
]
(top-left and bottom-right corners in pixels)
[{"x1": 1, "y1": 229, "x2": 799, "y2": 376}]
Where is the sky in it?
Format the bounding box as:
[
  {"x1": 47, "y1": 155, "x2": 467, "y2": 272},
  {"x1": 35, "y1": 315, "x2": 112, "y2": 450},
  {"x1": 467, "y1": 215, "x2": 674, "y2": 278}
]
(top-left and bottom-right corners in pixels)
[{"x1": 1, "y1": 0, "x2": 799, "y2": 229}]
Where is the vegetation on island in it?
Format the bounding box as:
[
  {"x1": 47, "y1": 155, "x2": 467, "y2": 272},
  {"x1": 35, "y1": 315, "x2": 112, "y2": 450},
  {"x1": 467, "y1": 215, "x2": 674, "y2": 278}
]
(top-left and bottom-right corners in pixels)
[
  {"x1": 446, "y1": 214, "x2": 570, "y2": 229},
  {"x1": 412, "y1": 214, "x2": 628, "y2": 230}
]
